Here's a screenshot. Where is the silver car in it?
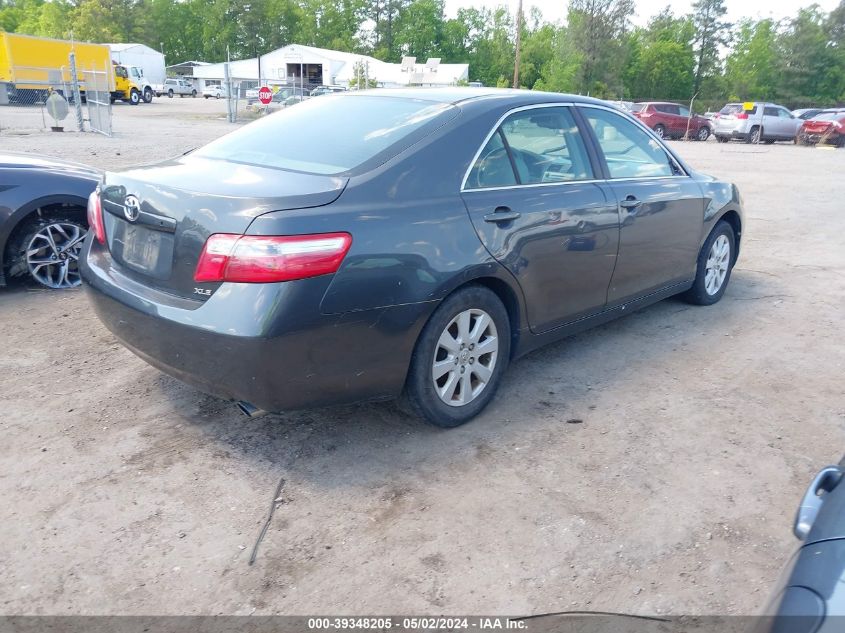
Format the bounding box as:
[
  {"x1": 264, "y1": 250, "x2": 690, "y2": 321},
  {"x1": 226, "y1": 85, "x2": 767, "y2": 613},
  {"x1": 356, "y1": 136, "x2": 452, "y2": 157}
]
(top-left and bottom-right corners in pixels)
[{"x1": 713, "y1": 102, "x2": 802, "y2": 144}]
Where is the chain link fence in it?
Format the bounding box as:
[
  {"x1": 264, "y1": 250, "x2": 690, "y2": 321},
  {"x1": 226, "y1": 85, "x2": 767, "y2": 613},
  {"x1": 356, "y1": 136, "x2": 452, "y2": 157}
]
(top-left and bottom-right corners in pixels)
[
  {"x1": 218, "y1": 78, "x2": 332, "y2": 123},
  {"x1": 0, "y1": 60, "x2": 113, "y2": 136}
]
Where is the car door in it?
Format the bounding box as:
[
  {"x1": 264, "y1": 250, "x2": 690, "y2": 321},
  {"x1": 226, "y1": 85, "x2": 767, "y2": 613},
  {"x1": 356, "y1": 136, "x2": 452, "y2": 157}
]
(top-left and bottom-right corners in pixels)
[
  {"x1": 461, "y1": 105, "x2": 620, "y2": 333},
  {"x1": 763, "y1": 106, "x2": 783, "y2": 138},
  {"x1": 776, "y1": 107, "x2": 800, "y2": 139},
  {"x1": 662, "y1": 103, "x2": 684, "y2": 136},
  {"x1": 577, "y1": 105, "x2": 705, "y2": 303},
  {"x1": 677, "y1": 104, "x2": 693, "y2": 136}
]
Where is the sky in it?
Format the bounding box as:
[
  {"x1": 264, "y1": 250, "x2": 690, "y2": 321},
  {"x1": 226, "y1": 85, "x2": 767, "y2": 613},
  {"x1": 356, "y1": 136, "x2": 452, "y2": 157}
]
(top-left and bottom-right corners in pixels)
[{"x1": 443, "y1": 0, "x2": 842, "y2": 26}]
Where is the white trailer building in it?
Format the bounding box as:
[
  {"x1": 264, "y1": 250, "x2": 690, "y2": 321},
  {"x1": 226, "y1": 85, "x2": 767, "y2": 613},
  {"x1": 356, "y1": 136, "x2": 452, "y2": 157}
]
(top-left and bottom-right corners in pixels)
[
  {"x1": 189, "y1": 44, "x2": 468, "y2": 90},
  {"x1": 107, "y1": 43, "x2": 166, "y2": 86}
]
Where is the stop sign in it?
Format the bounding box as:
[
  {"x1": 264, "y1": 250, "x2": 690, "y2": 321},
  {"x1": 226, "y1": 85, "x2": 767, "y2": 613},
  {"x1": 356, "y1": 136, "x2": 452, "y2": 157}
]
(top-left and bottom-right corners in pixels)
[{"x1": 258, "y1": 86, "x2": 272, "y2": 105}]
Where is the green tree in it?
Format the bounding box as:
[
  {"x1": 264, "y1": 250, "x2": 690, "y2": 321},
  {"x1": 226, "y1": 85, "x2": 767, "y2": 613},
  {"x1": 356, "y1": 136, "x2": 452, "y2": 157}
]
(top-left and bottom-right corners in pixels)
[
  {"x1": 724, "y1": 18, "x2": 780, "y2": 101},
  {"x1": 566, "y1": 0, "x2": 635, "y2": 97},
  {"x1": 625, "y1": 11, "x2": 695, "y2": 99},
  {"x1": 690, "y1": 0, "x2": 730, "y2": 96}
]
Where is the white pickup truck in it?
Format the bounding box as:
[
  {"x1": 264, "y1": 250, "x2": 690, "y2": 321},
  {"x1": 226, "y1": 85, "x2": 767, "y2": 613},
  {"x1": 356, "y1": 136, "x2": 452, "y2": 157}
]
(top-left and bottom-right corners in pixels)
[{"x1": 154, "y1": 78, "x2": 197, "y2": 98}]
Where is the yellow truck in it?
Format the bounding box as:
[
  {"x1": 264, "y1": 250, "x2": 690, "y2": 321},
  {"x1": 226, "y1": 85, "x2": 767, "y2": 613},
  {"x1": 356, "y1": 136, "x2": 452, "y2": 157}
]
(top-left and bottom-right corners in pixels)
[{"x1": 0, "y1": 32, "x2": 146, "y2": 105}]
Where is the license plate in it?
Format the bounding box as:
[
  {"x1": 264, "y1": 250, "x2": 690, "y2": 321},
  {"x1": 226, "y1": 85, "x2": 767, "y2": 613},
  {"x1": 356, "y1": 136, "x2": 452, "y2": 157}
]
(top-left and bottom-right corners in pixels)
[{"x1": 122, "y1": 224, "x2": 162, "y2": 273}]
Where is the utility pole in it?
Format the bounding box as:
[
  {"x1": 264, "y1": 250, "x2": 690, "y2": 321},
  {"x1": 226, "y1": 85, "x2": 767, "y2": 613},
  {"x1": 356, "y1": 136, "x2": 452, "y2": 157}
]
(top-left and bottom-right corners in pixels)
[{"x1": 513, "y1": 0, "x2": 522, "y2": 88}]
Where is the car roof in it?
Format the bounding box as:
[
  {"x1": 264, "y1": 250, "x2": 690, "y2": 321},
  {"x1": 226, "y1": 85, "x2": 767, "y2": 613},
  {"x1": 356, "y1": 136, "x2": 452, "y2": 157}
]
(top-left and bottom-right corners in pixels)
[
  {"x1": 341, "y1": 87, "x2": 611, "y2": 108},
  {"x1": 636, "y1": 101, "x2": 677, "y2": 105}
]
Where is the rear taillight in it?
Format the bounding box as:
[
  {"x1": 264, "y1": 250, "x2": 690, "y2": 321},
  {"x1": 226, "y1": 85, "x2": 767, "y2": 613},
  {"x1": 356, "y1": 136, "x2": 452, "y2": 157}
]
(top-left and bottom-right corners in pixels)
[
  {"x1": 87, "y1": 190, "x2": 105, "y2": 244},
  {"x1": 194, "y1": 233, "x2": 352, "y2": 283},
  {"x1": 736, "y1": 112, "x2": 749, "y2": 120}
]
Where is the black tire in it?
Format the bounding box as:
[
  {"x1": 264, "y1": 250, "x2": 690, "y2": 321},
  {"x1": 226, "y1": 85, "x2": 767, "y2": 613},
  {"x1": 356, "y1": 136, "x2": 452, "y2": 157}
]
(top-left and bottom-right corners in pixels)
[
  {"x1": 5, "y1": 212, "x2": 87, "y2": 289},
  {"x1": 191, "y1": 90, "x2": 197, "y2": 97},
  {"x1": 682, "y1": 220, "x2": 736, "y2": 306},
  {"x1": 653, "y1": 124, "x2": 666, "y2": 139},
  {"x1": 716, "y1": 136, "x2": 729, "y2": 143},
  {"x1": 696, "y1": 126, "x2": 710, "y2": 141},
  {"x1": 168, "y1": 89, "x2": 174, "y2": 98},
  {"x1": 746, "y1": 126, "x2": 761, "y2": 144},
  {"x1": 142, "y1": 87, "x2": 153, "y2": 103},
  {"x1": 401, "y1": 285, "x2": 510, "y2": 428},
  {"x1": 129, "y1": 89, "x2": 140, "y2": 105},
  {"x1": 763, "y1": 139, "x2": 775, "y2": 145}
]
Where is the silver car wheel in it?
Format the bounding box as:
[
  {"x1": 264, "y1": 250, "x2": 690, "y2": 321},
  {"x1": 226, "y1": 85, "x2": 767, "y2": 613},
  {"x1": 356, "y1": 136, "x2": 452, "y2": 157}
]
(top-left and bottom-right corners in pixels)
[
  {"x1": 704, "y1": 234, "x2": 730, "y2": 296},
  {"x1": 432, "y1": 308, "x2": 499, "y2": 407},
  {"x1": 26, "y1": 222, "x2": 86, "y2": 289}
]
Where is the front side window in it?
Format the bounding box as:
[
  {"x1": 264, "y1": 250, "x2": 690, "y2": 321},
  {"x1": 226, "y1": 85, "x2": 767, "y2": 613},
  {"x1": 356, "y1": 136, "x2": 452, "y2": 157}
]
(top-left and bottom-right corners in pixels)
[
  {"x1": 582, "y1": 107, "x2": 679, "y2": 179},
  {"x1": 777, "y1": 108, "x2": 793, "y2": 119},
  {"x1": 465, "y1": 107, "x2": 593, "y2": 189},
  {"x1": 764, "y1": 107, "x2": 779, "y2": 116},
  {"x1": 678, "y1": 105, "x2": 690, "y2": 117}
]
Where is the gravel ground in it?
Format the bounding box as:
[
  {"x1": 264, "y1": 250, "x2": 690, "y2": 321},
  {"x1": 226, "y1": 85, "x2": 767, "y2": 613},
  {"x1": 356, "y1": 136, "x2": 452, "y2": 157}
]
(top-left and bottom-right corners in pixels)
[{"x1": 1, "y1": 98, "x2": 844, "y2": 616}]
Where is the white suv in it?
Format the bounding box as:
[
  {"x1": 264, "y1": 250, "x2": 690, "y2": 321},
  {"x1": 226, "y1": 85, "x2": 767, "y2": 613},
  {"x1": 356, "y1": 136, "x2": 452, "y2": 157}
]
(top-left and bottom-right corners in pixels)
[{"x1": 713, "y1": 102, "x2": 802, "y2": 144}]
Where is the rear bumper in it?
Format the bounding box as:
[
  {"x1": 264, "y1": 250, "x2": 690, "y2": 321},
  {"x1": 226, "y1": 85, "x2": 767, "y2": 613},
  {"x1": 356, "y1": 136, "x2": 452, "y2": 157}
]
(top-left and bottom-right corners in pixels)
[
  {"x1": 80, "y1": 240, "x2": 433, "y2": 412},
  {"x1": 798, "y1": 131, "x2": 842, "y2": 145}
]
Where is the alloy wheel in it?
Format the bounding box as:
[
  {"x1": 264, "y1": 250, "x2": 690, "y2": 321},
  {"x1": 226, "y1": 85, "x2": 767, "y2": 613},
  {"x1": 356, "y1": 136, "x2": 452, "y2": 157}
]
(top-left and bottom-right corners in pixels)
[
  {"x1": 26, "y1": 222, "x2": 87, "y2": 289},
  {"x1": 704, "y1": 234, "x2": 730, "y2": 296},
  {"x1": 432, "y1": 308, "x2": 499, "y2": 407},
  {"x1": 653, "y1": 125, "x2": 664, "y2": 139}
]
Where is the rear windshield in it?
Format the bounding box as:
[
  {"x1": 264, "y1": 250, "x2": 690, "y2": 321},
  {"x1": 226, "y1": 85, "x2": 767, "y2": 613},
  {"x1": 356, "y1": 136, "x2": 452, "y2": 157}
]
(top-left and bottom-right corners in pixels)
[
  {"x1": 719, "y1": 104, "x2": 743, "y2": 114},
  {"x1": 194, "y1": 95, "x2": 455, "y2": 175},
  {"x1": 630, "y1": 103, "x2": 646, "y2": 112},
  {"x1": 814, "y1": 111, "x2": 845, "y2": 121}
]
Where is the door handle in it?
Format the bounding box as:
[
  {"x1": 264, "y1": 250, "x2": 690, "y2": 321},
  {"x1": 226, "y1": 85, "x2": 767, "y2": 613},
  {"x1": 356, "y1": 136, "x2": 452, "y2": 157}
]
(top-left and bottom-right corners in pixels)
[
  {"x1": 484, "y1": 207, "x2": 521, "y2": 223},
  {"x1": 619, "y1": 197, "x2": 642, "y2": 210}
]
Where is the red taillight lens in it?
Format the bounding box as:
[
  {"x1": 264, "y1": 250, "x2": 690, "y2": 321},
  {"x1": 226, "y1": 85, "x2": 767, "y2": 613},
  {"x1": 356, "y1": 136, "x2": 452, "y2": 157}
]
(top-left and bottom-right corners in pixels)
[
  {"x1": 194, "y1": 233, "x2": 352, "y2": 283},
  {"x1": 86, "y1": 190, "x2": 105, "y2": 244},
  {"x1": 736, "y1": 112, "x2": 749, "y2": 119}
]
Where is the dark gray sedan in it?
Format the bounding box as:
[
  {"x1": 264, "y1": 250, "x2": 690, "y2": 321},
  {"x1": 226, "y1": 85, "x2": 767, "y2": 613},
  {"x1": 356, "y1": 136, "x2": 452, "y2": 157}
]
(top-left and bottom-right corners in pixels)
[
  {"x1": 1, "y1": 153, "x2": 99, "y2": 289},
  {"x1": 80, "y1": 89, "x2": 744, "y2": 427}
]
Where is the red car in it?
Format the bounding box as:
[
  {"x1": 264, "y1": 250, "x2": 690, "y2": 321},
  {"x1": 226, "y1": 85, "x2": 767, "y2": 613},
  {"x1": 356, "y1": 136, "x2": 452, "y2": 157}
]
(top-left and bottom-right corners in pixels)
[
  {"x1": 796, "y1": 110, "x2": 845, "y2": 147},
  {"x1": 631, "y1": 101, "x2": 712, "y2": 141}
]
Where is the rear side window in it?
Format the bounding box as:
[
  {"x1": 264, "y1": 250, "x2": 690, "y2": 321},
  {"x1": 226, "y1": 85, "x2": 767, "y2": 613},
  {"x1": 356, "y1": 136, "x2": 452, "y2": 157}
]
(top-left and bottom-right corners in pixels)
[
  {"x1": 630, "y1": 103, "x2": 646, "y2": 112},
  {"x1": 582, "y1": 107, "x2": 678, "y2": 179},
  {"x1": 194, "y1": 95, "x2": 455, "y2": 175},
  {"x1": 465, "y1": 107, "x2": 593, "y2": 189},
  {"x1": 721, "y1": 103, "x2": 757, "y2": 115},
  {"x1": 658, "y1": 104, "x2": 680, "y2": 115},
  {"x1": 466, "y1": 131, "x2": 517, "y2": 189}
]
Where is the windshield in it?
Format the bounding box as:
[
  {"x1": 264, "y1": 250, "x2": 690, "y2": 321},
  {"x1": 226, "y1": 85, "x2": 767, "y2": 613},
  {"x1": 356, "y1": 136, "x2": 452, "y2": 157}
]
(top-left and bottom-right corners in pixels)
[{"x1": 194, "y1": 95, "x2": 455, "y2": 175}]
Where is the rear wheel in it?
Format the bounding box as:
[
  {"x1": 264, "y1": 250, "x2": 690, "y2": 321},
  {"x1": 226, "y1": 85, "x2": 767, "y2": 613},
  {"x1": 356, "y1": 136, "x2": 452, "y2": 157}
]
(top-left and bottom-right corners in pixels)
[
  {"x1": 747, "y1": 126, "x2": 761, "y2": 144},
  {"x1": 168, "y1": 89, "x2": 174, "y2": 98},
  {"x1": 682, "y1": 221, "x2": 736, "y2": 306},
  {"x1": 191, "y1": 90, "x2": 197, "y2": 97},
  {"x1": 696, "y1": 126, "x2": 711, "y2": 141},
  {"x1": 763, "y1": 139, "x2": 775, "y2": 145},
  {"x1": 401, "y1": 285, "x2": 510, "y2": 428},
  {"x1": 653, "y1": 124, "x2": 666, "y2": 139},
  {"x1": 716, "y1": 135, "x2": 729, "y2": 143}
]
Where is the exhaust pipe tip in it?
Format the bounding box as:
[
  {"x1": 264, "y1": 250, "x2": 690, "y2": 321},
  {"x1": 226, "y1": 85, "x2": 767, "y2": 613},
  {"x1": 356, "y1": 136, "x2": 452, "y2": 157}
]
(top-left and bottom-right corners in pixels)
[{"x1": 236, "y1": 400, "x2": 267, "y2": 419}]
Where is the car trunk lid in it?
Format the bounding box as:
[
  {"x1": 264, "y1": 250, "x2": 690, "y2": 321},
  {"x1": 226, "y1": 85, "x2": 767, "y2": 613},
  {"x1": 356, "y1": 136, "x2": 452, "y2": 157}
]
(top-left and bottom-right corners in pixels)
[{"x1": 100, "y1": 155, "x2": 346, "y2": 300}]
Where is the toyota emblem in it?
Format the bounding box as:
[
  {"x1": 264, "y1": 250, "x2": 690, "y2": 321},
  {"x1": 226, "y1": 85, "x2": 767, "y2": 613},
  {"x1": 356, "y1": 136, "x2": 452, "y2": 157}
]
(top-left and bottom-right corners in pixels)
[{"x1": 123, "y1": 195, "x2": 141, "y2": 222}]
